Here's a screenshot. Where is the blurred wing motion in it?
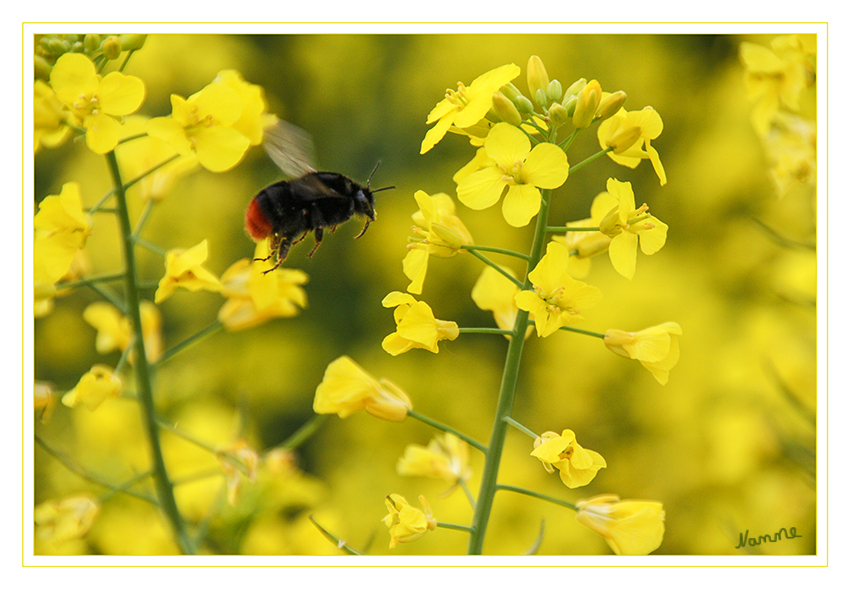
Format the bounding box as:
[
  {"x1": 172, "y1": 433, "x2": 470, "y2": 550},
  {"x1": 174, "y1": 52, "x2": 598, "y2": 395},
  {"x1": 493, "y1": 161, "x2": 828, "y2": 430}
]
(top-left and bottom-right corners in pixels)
[{"x1": 263, "y1": 119, "x2": 317, "y2": 179}]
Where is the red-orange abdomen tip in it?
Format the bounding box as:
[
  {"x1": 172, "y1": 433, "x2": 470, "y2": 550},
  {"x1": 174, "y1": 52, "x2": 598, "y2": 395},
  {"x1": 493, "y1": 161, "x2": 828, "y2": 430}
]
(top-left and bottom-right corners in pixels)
[{"x1": 245, "y1": 198, "x2": 273, "y2": 241}]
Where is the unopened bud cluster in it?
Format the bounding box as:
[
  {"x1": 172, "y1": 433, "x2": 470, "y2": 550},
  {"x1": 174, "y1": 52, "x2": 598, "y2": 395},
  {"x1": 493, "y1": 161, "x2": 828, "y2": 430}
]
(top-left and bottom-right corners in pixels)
[
  {"x1": 488, "y1": 56, "x2": 628, "y2": 134},
  {"x1": 35, "y1": 34, "x2": 147, "y2": 80}
]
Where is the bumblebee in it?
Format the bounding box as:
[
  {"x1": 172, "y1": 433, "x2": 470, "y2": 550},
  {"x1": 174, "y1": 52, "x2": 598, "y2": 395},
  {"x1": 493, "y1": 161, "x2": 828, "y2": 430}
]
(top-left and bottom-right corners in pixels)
[{"x1": 245, "y1": 120, "x2": 393, "y2": 272}]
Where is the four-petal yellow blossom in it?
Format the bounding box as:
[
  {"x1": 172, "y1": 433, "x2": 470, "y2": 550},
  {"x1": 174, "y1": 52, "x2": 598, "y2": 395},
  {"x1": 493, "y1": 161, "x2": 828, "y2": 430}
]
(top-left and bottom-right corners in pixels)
[
  {"x1": 457, "y1": 123, "x2": 569, "y2": 227},
  {"x1": 213, "y1": 70, "x2": 277, "y2": 146},
  {"x1": 575, "y1": 494, "x2": 665, "y2": 555},
  {"x1": 604, "y1": 322, "x2": 682, "y2": 385},
  {"x1": 383, "y1": 494, "x2": 437, "y2": 549},
  {"x1": 61, "y1": 365, "x2": 122, "y2": 411},
  {"x1": 218, "y1": 241, "x2": 308, "y2": 331},
  {"x1": 550, "y1": 218, "x2": 611, "y2": 279},
  {"x1": 33, "y1": 183, "x2": 92, "y2": 285},
  {"x1": 531, "y1": 429, "x2": 607, "y2": 488},
  {"x1": 115, "y1": 116, "x2": 199, "y2": 202},
  {"x1": 421, "y1": 63, "x2": 521, "y2": 154},
  {"x1": 515, "y1": 242, "x2": 602, "y2": 337},
  {"x1": 397, "y1": 433, "x2": 472, "y2": 491},
  {"x1": 215, "y1": 439, "x2": 260, "y2": 506},
  {"x1": 82, "y1": 300, "x2": 162, "y2": 363},
  {"x1": 598, "y1": 107, "x2": 667, "y2": 186},
  {"x1": 471, "y1": 265, "x2": 532, "y2": 339},
  {"x1": 314, "y1": 356, "x2": 412, "y2": 422},
  {"x1": 146, "y1": 81, "x2": 251, "y2": 172},
  {"x1": 403, "y1": 191, "x2": 474, "y2": 294},
  {"x1": 740, "y1": 35, "x2": 815, "y2": 136},
  {"x1": 34, "y1": 79, "x2": 71, "y2": 151},
  {"x1": 48, "y1": 53, "x2": 145, "y2": 154},
  {"x1": 155, "y1": 239, "x2": 223, "y2": 303},
  {"x1": 34, "y1": 494, "x2": 100, "y2": 545},
  {"x1": 382, "y1": 292, "x2": 459, "y2": 355},
  {"x1": 595, "y1": 178, "x2": 668, "y2": 280}
]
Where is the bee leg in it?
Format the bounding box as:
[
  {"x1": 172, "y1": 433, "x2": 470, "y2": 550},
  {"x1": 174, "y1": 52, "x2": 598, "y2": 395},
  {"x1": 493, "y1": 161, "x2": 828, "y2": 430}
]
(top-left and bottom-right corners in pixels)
[
  {"x1": 308, "y1": 226, "x2": 324, "y2": 258},
  {"x1": 354, "y1": 218, "x2": 372, "y2": 239},
  {"x1": 255, "y1": 234, "x2": 282, "y2": 263},
  {"x1": 262, "y1": 237, "x2": 294, "y2": 274},
  {"x1": 291, "y1": 231, "x2": 309, "y2": 246}
]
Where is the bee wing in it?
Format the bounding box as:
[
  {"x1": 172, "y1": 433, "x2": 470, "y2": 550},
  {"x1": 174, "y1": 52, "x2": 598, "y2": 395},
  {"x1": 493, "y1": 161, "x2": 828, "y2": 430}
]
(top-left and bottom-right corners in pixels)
[{"x1": 263, "y1": 119, "x2": 317, "y2": 178}]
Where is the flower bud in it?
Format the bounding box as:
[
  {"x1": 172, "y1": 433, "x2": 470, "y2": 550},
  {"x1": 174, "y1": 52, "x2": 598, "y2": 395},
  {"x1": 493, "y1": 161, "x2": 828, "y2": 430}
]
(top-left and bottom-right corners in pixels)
[
  {"x1": 47, "y1": 38, "x2": 70, "y2": 57},
  {"x1": 119, "y1": 34, "x2": 147, "y2": 51},
  {"x1": 84, "y1": 34, "x2": 102, "y2": 53},
  {"x1": 605, "y1": 124, "x2": 643, "y2": 154},
  {"x1": 562, "y1": 94, "x2": 578, "y2": 116},
  {"x1": 563, "y1": 78, "x2": 587, "y2": 100},
  {"x1": 546, "y1": 79, "x2": 563, "y2": 103},
  {"x1": 101, "y1": 36, "x2": 122, "y2": 60},
  {"x1": 596, "y1": 91, "x2": 627, "y2": 122},
  {"x1": 548, "y1": 103, "x2": 570, "y2": 126},
  {"x1": 34, "y1": 55, "x2": 52, "y2": 80},
  {"x1": 499, "y1": 82, "x2": 523, "y2": 104},
  {"x1": 492, "y1": 91, "x2": 522, "y2": 126},
  {"x1": 534, "y1": 88, "x2": 549, "y2": 107},
  {"x1": 572, "y1": 79, "x2": 602, "y2": 129},
  {"x1": 515, "y1": 94, "x2": 535, "y2": 115},
  {"x1": 526, "y1": 55, "x2": 550, "y2": 102}
]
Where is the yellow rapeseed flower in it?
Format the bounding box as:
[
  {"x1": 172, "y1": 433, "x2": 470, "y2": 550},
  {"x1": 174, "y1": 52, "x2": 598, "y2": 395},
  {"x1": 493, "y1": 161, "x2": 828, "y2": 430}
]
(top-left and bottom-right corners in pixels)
[
  {"x1": 604, "y1": 322, "x2": 682, "y2": 385},
  {"x1": 33, "y1": 183, "x2": 92, "y2": 284},
  {"x1": 457, "y1": 123, "x2": 569, "y2": 227},
  {"x1": 381, "y1": 292, "x2": 459, "y2": 355},
  {"x1": 83, "y1": 300, "x2": 162, "y2": 363},
  {"x1": 514, "y1": 242, "x2": 602, "y2": 337},
  {"x1": 313, "y1": 356, "x2": 412, "y2": 422},
  {"x1": 575, "y1": 494, "x2": 665, "y2": 555},
  {"x1": 218, "y1": 241, "x2": 308, "y2": 331},
  {"x1": 383, "y1": 494, "x2": 437, "y2": 549},
  {"x1": 531, "y1": 429, "x2": 607, "y2": 488},
  {"x1": 597, "y1": 107, "x2": 667, "y2": 186},
  {"x1": 596, "y1": 178, "x2": 668, "y2": 280},
  {"x1": 403, "y1": 191, "x2": 473, "y2": 294},
  {"x1": 421, "y1": 63, "x2": 521, "y2": 154},
  {"x1": 146, "y1": 80, "x2": 251, "y2": 172},
  {"x1": 471, "y1": 265, "x2": 531, "y2": 339},
  {"x1": 62, "y1": 365, "x2": 122, "y2": 411},
  {"x1": 397, "y1": 433, "x2": 472, "y2": 492},
  {"x1": 34, "y1": 494, "x2": 100, "y2": 545},
  {"x1": 49, "y1": 53, "x2": 145, "y2": 154},
  {"x1": 155, "y1": 239, "x2": 223, "y2": 303}
]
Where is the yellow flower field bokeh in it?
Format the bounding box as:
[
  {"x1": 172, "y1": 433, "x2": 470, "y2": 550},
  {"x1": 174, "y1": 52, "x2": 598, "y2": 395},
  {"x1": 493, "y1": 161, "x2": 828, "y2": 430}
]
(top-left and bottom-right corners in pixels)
[{"x1": 32, "y1": 31, "x2": 818, "y2": 557}]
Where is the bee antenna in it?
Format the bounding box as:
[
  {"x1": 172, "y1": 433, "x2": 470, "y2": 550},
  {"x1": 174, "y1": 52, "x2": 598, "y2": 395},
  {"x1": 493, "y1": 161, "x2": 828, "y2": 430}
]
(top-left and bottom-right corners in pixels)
[
  {"x1": 366, "y1": 161, "x2": 382, "y2": 188},
  {"x1": 371, "y1": 185, "x2": 396, "y2": 195}
]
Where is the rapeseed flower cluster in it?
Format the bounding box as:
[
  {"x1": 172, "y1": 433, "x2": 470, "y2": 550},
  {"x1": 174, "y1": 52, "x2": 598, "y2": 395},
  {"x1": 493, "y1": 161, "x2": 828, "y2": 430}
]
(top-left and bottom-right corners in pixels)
[{"x1": 307, "y1": 55, "x2": 678, "y2": 555}]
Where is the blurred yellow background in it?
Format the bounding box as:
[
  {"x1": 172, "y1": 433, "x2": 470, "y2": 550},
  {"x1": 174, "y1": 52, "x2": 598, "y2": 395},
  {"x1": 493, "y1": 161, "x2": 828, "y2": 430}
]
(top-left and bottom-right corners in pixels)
[{"x1": 33, "y1": 32, "x2": 817, "y2": 556}]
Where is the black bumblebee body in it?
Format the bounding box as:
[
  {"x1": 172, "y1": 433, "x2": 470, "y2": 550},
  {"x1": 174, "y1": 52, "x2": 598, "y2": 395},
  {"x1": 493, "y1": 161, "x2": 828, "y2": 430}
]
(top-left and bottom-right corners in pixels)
[
  {"x1": 246, "y1": 120, "x2": 391, "y2": 272},
  {"x1": 246, "y1": 171, "x2": 377, "y2": 271}
]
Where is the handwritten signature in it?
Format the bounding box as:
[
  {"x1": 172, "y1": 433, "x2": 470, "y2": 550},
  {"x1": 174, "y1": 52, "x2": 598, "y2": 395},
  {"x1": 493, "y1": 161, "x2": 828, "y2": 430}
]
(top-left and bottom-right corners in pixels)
[{"x1": 735, "y1": 526, "x2": 802, "y2": 549}]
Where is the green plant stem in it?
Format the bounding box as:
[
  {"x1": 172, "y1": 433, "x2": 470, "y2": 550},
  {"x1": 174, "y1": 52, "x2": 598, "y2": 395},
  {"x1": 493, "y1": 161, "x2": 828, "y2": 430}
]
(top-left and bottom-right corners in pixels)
[
  {"x1": 458, "y1": 327, "x2": 514, "y2": 336},
  {"x1": 496, "y1": 484, "x2": 578, "y2": 511},
  {"x1": 503, "y1": 416, "x2": 538, "y2": 439},
  {"x1": 467, "y1": 188, "x2": 554, "y2": 555},
  {"x1": 462, "y1": 243, "x2": 530, "y2": 261},
  {"x1": 438, "y1": 522, "x2": 474, "y2": 533},
  {"x1": 408, "y1": 410, "x2": 487, "y2": 454},
  {"x1": 105, "y1": 150, "x2": 196, "y2": 555},
  {"x1": 155, "y1": 320, "x2": 224, "y2": 366},
  {"x1": 569, "y1": 147, "x2": 613, "y2": 175},
  {"x1": 464, "y1": 248, "x2": 524, "y2": 288}
]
